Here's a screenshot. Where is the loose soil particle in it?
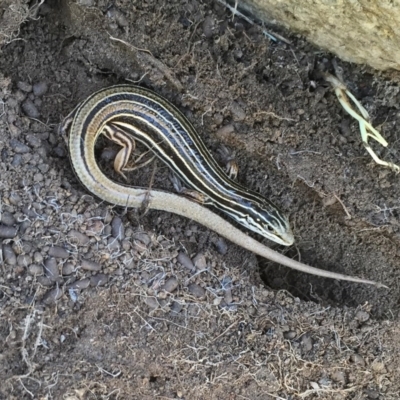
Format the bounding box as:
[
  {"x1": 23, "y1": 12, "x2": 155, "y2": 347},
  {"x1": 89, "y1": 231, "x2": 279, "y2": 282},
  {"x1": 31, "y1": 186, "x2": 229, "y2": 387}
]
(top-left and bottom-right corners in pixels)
[{"x1": 0, "y1": 0, "x2": 400, "y2": 398}]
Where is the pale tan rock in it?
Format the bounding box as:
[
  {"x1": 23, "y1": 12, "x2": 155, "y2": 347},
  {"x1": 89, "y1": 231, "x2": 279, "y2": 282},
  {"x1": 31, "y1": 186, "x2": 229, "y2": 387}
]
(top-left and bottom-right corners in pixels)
[{"x1": 240, "y1": 0, "x2": 400, "y2": 71}]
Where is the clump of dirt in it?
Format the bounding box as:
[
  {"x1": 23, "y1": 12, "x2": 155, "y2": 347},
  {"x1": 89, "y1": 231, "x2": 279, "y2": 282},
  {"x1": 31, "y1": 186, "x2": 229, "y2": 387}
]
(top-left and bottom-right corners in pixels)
[{"x1": 0, "y1": 0, "x2": 399, "y2": 398}]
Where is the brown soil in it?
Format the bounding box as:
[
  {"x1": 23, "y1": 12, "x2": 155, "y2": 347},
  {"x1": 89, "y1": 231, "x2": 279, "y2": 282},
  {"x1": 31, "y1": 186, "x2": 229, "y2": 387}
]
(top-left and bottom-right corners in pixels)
[{"x1": 0, "y1": 0, "x2": 399, "y2": 398}]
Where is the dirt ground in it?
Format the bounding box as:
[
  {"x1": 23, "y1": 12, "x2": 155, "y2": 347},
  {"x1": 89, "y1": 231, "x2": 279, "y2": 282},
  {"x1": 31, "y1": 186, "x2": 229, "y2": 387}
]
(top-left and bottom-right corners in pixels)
[{"x1": 0, "y1": 0, "x2": 399, "y2": 398}]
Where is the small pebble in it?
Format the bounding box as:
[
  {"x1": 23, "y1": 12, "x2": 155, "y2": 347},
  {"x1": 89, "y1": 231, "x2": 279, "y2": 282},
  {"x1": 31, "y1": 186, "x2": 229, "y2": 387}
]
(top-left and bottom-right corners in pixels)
[
  {"x1": 21, "y1": 99, "x2": 40, "y2": 118},
  {"x1": 144, "y1": 296, "x2": 159, "y2": 309},
  {"x1": 62, "y1": 262, "x2": 75, "y2": 275},
  {"x1": 161, "y1": 277, "x2": 178, "y2": 293},
  {"x1": 366, "y1": 389, "x2": 380, "y2": 399},
  {"x1": 133, "y1": 232, "x2": 151, "y2": 246},
  {"x1": 233, "y1": 49, "x2": 243, "y2": 60},
  {"x1": 218, "y1": 299, "x2": 228, "y2": 308},
  {"x1": 283, "y1": 331, "x2": 297, "y2": 340},
  {"x1": 371, "y1": 360, "x2": 386, "y2": 373},
  {"x1": 170, "y1": 301, "x2": 183, "y2": 314},
  {"x1": 0, "y1": 211, "x2": 16, "y2": 226},
  {"x1": 177, "y1": 252, "x2": 194, "y2": 270},
  {"x1": 25, "y1": 134, "x2": 42, "y2": 148},
  {"x1": 355, "y1": 310, "x2": 370, "y2": 322},
  {"x1": 20, "y1": 221, "x2": 30, "y2": 235},
  {"x1": 48, "y1": 132, "x2": 58, "y2": 145},
  {"x1": 202, "y1": 15, "x2": 214, "y2": 38},
  {"x1": 103, "y1": 225, "x2": 112, "y2": 236},
  {"x1": 223, "y1": 289, "x2": 233, "y2": 304},
  {"x1": 68, "y1": 230, "x2": 90, "y2": 246},
  {"x1": 22, "y1": 206, "x2": 37, "y2": 219},
  {"x1": 221, "y1": 276, "x2": 232, "y2": 290},
  {"x1": 11, "y1": 155, "x2": 22, "y2": 167},
  {"x1": 33, "y1": 173, "x2": 43, "y2": 182},
  {"x1": 133, "y1": 240, "x2": 147, "y2": 254},
  {"x1": 78, "y1": 0, "x2": 95, "y2": 7},
  {"x1": 9, "y1": 139, "x2": 30, "y2": 154},
  {"x1": 37, "y1": 276, "x2": 53, "y2": 286},
  {"x1": 48, "y1": 246, "x2": 69, "y2": 259},
  {"x1": 158, "y1": 291, "x2": 167, "y2": 300},
  {"x1": 44, "y1": 257, "x2": 60, "y2": 282},
  {"x1": 8, "y1": 123, "x2": 19, "y2": 136},
  {"x1": 331, "y1": 370, "x2": 346, "y2": 385},
  {"x1": 28, "y1": 264, "x2": 44, "y2": 276},
  {"x1": 90, "y1": 274, "x2": 109, "y2": 287},
  {"x1": 9, "y1": 192, "x2": 22, "y2": 205},
  {"x1": 17, "y1": 254, "x2": 32, "y2": 267},
  {"x1": 14, "y1": 265, "x2": 24, "y2": 275},
  {"x1": 22, "y1": 242, "x2": 33, "y2": 253},
  {"x1": 213, "y1": 113, "x2": 223, "y2": 125},
  {"x1": 53, "y1": 145, "x2": 66, "y2": 158},
  {"x1": 2, "y1": 244, "x2": 17, "y2": 265},
  {"x1": 42, "y1": 287, "x2": 64, "y2": 305},
  {"x1": 107, "y1": 237, "x2": 120, "y2": 251},
  {"x1": 7, "y1": 97, "x2": 17, "y2": 110},
  {"x1": 107, "y1": 7, "x2": 128, "y2": 27},
  {"x1": 32, "y1": 81, "x2": 48, "y2": 96},
  {"x1": 214, "y1": 237, "x2": 228, "y2": 255},
  {"x1": 121, "y1": 239, "x2": 131, "y2": 251},
  {"x1": 230, "y1": 101, "x2": 246, "y2": 121},
  {"x1": 115, "y1": 11, "x2": 128, "y2": 27},
  {"x1": 86, "y1": 219, "x2": 103, "y2": 236},
  {"x1": 301, "y1": 334, "x2": 313, "y2": 352},
  {"x1": 213, "y1": 297, "x2": 222, "y2": 306},
  {"x1": 17, "y1": 81, "x2": 32, "y2": 92},
  {"x1": 68, "y1": 288, "x2": 78, "y2": 303},
  {"x1": 33, "y1": 252, "x2": 43, "y2": 263},
  {"x1": 193, "y1": 253, "x2": 207, "y2": 269},
  {"x1": 38, "y1": 164, "x2": 49, "y2": 173},
  {"x1": 188, "y1": 283, "x2": 205, "y2": 298},
  {"x1": 0, "y1": 225, "x2": 18, "y2": 238},
  {"x1": 68, "y1": 278, "x2": 90, "y2": 290},
  {"x1": 350, "y1": 354, "x2": 365, "y2": 366},
  {"x1": 111, "y1": 216, "x2": 124, "y2": 239},
  {"x1": 216, "y1": 124, "x2": 235, "y2": 139},
  {"x1": 100, "y1": 147, "x2": 118, "y2": 162},
  {"x1": 81, "y1": 259, "x2": 101, "y2": 271},
  {"x1": 322, "y1": 196, "x2": 336, "y2": 207},
  {"x1": 32, "y1": 201, "x2": 43, "y2": 211},
  {"x1": 11, "y1": 242, "x2": 23, "y2": 255}
]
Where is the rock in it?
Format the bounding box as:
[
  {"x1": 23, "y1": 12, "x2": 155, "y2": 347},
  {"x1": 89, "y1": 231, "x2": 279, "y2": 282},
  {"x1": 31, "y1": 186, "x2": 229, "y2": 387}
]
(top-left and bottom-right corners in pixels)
[
  {"x1": 81, "y1": 259, "x2": 101, "y2": 271},
  {"x1": 240, "y1": 0, "x2": 400, "y2": 70}
]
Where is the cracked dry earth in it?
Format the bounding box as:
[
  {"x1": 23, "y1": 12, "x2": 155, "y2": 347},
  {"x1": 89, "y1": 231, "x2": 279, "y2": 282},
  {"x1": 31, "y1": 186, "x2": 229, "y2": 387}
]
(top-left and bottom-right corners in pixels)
[{"x1": 0, "y1": 0, "x2": 400, "y2": 399}]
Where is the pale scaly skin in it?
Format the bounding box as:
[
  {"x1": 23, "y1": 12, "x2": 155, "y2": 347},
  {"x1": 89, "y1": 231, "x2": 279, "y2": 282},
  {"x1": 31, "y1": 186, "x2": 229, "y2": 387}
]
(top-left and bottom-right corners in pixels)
[
  {"x1": 67, "y1": 140, "x2": 386, "y2": 288},
  {"x1": 63, "y1": 85, "x2": 387, "y2": 289}
]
